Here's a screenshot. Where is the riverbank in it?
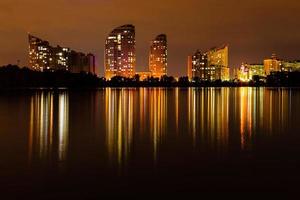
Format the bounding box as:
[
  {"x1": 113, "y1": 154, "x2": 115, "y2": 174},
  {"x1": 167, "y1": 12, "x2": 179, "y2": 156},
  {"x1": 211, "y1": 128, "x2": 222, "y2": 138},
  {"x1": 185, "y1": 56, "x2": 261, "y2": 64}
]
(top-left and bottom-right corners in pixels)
[{"x1": 1, "y1": 65, "x2": 300, "y2": 88}]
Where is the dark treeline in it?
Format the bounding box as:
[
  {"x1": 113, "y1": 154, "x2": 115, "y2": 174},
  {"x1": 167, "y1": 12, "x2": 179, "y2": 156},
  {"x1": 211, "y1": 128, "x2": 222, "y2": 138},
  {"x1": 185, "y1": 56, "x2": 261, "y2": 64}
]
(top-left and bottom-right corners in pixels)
[
  {"x1": 1, "y1": 65, "x2": 300, "y2": 88},
  {"x1": 0, "y1": 65, "x2": 102, "y2": 88}
]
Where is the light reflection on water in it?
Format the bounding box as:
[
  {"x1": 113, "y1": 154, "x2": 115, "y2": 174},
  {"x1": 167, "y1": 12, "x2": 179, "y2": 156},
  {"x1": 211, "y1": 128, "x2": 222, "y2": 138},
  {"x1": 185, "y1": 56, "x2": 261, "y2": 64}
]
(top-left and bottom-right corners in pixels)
[
  {"x1": 22, "y1": 88, "x2": 297, "y2": 169},
  {"x1": 28, "y1": 92, "x2": 69, "y2": 166}
]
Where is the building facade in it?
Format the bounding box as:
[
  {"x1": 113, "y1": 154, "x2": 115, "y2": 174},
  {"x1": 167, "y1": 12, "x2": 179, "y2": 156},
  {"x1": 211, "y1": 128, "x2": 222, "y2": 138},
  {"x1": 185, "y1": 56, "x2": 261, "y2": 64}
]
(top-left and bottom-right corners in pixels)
[
  {"x1": 28, "y1": 34, "x2": 95, "y2": 74},
  {"x1": 105, "y1": 24, "x2": 136, "y2": 80},
  {"x1": 29, "y1": 35, "x2": 51, "y2": 71},
  {"x1": 187, "y1": 56, "x2": 193, "y2": 80},
  {"x1": 188, "y1": 45, "x2": 229, "y2": 81},
  {"x1": 190, "y1": 50, "x2": 209, "y2": 81},
  {"x1": 149, "y1": 34, "x2": 167, "y2": 78},
  {"x1": 264, "y1": 54, "x2": 282, "y2": 75},
  {"x1": 238, "y1": 63, "x2": 264, "y2": 81},
  {"x1": 206, "y1": 45, "x2": 230, "y2": 81},
  {"x1": 281, "y1": 61, "x2": 300, "y2": 72}
]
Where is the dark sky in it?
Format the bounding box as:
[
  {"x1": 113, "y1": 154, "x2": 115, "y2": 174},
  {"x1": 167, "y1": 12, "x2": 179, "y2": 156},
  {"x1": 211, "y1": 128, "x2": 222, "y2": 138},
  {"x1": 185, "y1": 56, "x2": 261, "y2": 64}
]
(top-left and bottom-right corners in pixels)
[{"x1": 0, "y1": 0, "x2": 300, "y2": 77}]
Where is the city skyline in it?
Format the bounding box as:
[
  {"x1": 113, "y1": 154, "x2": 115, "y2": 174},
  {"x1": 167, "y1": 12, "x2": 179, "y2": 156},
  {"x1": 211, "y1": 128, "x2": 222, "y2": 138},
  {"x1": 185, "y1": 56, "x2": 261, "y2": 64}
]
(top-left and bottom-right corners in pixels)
[
  {"x1": 1, "y1": 0, "x2": 300, "y2": 77},
  {"x1": 17, "y1": 32, "x2": 300, "y2": 81}
]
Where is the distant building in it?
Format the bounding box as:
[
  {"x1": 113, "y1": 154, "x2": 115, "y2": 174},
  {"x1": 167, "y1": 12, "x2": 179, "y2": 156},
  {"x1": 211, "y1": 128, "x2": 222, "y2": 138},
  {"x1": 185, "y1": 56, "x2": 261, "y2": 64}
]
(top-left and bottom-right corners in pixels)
[
  {"x1": 238, "y1": 63, "x2": 264, "y2": 81},
  {"x1": 281, "y1": 60, "x2": 300, "y2": 72},
  {"x1": 149, "y1": 34, "x2": 167, "y2": 78},
  {"x1": 136, "y1": 71, "x2": 151, "y2": 81},
  {"x1": 28, "y1": 34, "x2": 95, "y2": 74},
  {"x1": 188, "y1": 45, "x2": 229, "y2": 81},
  {"x1": 105, "y1": 24, "x2": 136, "y2": 80},
  {"x1": 88, "y1": 54, "x2": 96, "y2": 75},
  {"x1": 187, "y1": 56, "x2": 193, "y2": 80},
  {"x1": 264, "y1": 54, "x2": 282, "y2": 75}
]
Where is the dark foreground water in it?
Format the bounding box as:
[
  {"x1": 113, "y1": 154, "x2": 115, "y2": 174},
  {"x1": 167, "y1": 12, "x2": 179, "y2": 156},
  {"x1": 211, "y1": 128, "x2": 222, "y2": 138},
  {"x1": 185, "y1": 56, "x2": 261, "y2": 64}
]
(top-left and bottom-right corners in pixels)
[{"x1": 1, "y1": 88, "x2": 300, "y2": 198}]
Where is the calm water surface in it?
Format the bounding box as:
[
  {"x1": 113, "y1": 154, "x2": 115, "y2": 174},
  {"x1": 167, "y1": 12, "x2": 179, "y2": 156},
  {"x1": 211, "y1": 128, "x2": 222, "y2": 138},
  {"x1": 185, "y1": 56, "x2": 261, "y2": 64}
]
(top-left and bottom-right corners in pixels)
[{"x1": 1, "y1": 88, "x2": 300, "y2": 197}]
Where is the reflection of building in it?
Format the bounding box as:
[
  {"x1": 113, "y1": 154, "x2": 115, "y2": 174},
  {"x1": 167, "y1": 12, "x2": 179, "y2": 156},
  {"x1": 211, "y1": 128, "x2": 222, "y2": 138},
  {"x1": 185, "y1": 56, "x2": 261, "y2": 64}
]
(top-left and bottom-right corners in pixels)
[
  {"x1": 105, "y1": 24, "x2": 136, "y2": 79},
  {"x1": 188, "y1": 45, "x2": 230, "y2": 81},
  {"x1": 149, "y1": 89, "x2": 167, "y2": 161},
  {"x1": 28, "y1": 92, "x2": 54, "y2": 162},
  {"x1": 264, "y1": 54, "x2": 282, "y2": 75},
  {"x1": 105, "y1": 89, "x2": 134, "y2": 166},
  {"x1": 187, "y1": 88, "x2": 229, "y2": 148},
  {"x1": 28, "y1": 92, "x2": 69, "y2": 164},
  {"x1": 149, "y1": 34, "x2": 167, "y2": 78},
  {"x1": 58, "y1": 93, "x2": 69, "y2": 162},
  {"x1": 238, "y1": 63, "x2": 264, "y2": 81},
  {"x1": 28, "y1": 34, "x2": 96, "y2": 74}
]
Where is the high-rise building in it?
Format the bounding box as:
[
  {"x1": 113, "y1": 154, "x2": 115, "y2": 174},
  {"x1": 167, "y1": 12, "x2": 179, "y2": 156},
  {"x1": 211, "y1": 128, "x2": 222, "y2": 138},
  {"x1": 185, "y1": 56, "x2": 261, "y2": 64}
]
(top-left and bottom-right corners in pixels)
[
  {"x1": 190, "y1": 50, "x2": 208, "y2": 80},
  {"x1": 188, "y1": 45, "x2": 229, "y2": 81},
  {"x1": 149, "y1": 34, "x2": 167, "y2": 78},
  {"x1": 264, "y1": 54, "x2": 282, "y2": 75},
  {"x1": 28, "y1": 34, "x2": 96, "y2": 74},
  {"x1": 28, "y1": 35, "x2": 51, "y2": 72},
  {"x1": 105, "y1": 24, "x2": 136, "y2": 80},
  {"x1": 206, "y1": 45, "x2": 230, "y2": 81}
]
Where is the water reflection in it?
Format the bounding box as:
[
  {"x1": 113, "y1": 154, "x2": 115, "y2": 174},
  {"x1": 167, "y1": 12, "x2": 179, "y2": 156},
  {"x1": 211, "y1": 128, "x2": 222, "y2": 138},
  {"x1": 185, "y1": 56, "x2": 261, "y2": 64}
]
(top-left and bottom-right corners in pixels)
[
  {"x1": 28, "y1": 91, "x2": 69, "y2": 166},
  {"x1": 149, "y1": 89, "x2": 167, "y2": 162},
  {"x1": 188, "y1": 88, "x2": 229, "y2": 150},
  {"x1": 236, "y1": 88, "x2": 293, "y2": 150},
  {"x1": 26, "y1": 88, "x2": 296, "y2": 169},
  {"x1": 105, "y1": 89, "x2": 134, "y2": 167},
  {"x1": 103, "y1": 88, "x2": 296, "y2": 167},
  {"x1": 58, "y1": 93, "x2": 69, "y2": 162}
]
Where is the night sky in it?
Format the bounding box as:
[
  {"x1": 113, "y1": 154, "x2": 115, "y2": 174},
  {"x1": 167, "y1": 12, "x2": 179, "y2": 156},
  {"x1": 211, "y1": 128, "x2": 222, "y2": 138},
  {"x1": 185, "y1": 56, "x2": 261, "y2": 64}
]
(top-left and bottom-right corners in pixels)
[{"x1": 0, "y1": 0, "x2": 300, "y2": 77}]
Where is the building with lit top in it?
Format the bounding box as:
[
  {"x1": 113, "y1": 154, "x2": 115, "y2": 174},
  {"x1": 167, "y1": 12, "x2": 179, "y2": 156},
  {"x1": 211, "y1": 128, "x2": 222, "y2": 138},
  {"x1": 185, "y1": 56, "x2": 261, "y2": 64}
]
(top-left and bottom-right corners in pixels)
[
  {"x1": 188, "y1": 45, "x2": 229, "y2": 81},
  {"x1": 149, "y1": 34, "x2": 167, "y2": 78},
  {"x1": 28, "y1": 34, "x2": 96, "y2": 74},
  {"x1": 264, "y1": 54, "x2": 282, "y2": 75},
  {"x1": 105, "y1": 24, "x2": 136, "y2": 80}
]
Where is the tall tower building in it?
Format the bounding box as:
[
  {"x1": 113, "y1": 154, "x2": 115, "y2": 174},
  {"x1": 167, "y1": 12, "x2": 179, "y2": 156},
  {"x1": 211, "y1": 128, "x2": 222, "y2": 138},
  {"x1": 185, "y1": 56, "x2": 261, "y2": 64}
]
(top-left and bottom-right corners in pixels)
[
  {"x1": 149, "y1": 34, "x2": 167, "y2": 78},
  {"x1": 105, "y1": 24, "x2": 136, "y2": 79}
]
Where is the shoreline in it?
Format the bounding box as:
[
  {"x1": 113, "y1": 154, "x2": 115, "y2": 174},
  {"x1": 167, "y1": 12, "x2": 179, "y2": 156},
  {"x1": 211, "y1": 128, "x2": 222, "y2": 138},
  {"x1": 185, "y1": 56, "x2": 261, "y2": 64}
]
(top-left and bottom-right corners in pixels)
[{"x1": 1, "y1": 86, "x2": 300, "y2": 91}]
